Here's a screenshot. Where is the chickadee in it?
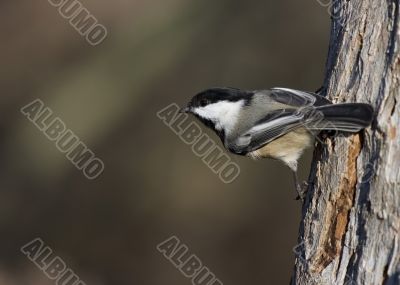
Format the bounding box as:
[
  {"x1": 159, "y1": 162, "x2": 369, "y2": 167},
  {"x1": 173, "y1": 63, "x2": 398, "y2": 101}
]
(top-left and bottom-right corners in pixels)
[{"x1": 181, "y1": 87, "x2": 374, "y2": 199}]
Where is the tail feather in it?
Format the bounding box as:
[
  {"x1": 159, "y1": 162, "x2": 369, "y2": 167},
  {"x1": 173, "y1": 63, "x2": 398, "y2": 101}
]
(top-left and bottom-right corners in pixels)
[{"x1": 309, "y1": 103, "x2": 374, "y2": 132}]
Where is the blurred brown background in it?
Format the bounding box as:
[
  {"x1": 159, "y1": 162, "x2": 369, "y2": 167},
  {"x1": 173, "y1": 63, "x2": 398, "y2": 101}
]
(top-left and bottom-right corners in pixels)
[{"x1": 0, "y1": 1, "x2": 329, "y2": 284}]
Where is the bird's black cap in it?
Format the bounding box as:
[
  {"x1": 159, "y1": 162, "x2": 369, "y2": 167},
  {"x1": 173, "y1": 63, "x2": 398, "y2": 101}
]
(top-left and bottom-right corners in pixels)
[{"x1": 186, "y1": 87, "x2": 252, "y2": 110}]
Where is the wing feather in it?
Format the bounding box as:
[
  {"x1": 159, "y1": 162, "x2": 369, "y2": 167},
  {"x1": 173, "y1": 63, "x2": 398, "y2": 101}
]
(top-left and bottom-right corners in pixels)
[
  {"x1": 229, "y1": 112, "x2": 305, "y2": 154},
  {"x1": 227, "y1": 88, "x2": 331, "y2": 154},
  {"x1": 267, "y1": 88, "x2": 331, "y2": 107}
]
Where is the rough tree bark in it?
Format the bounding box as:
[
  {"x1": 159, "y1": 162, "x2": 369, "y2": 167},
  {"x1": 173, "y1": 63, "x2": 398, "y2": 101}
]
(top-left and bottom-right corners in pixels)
[{"x1": 291, "y1": 1, "x2": 400, "y2": 284}]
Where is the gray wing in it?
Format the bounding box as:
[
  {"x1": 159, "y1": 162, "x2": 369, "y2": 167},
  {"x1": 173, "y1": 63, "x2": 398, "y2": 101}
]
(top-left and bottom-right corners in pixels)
[
  {"x1": 228, "y1": 110, "x2": 306, "y2": 154},
  {"x1": 228, "y1": 88, "x2": 329, "y2": 154},
  {"x1": 268, "y1": 88, "x2": 332, "y2": 107}
]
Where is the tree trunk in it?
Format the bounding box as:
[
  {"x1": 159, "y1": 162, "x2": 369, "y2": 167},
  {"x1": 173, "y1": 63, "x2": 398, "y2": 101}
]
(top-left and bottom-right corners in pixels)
[{"x1": 291, "y1": 1, "x2": 400, "y2": 284}]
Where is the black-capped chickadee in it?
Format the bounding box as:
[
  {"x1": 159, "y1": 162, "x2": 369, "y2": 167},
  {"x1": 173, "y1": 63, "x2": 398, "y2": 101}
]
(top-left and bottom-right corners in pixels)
[{"x1": 181, "y1": 87, "x2": 374, "y2": 199}]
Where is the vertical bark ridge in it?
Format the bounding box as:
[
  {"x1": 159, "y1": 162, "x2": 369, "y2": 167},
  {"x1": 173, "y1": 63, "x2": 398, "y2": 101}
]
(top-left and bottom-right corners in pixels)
[{"x1": 292, "y1": 1, "x2": 400, "y2": 284}]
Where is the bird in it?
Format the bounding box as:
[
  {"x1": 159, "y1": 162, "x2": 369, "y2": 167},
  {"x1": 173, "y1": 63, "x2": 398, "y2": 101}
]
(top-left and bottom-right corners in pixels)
[{"x1": 181, "y1": 87, "x2": 374, "y2": 199}]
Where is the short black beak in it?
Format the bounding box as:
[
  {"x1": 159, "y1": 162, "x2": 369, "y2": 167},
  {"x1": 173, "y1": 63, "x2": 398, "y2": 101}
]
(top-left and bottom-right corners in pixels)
[{"x1": 180, "y1": 107, "x2": 190, "y2": 113}]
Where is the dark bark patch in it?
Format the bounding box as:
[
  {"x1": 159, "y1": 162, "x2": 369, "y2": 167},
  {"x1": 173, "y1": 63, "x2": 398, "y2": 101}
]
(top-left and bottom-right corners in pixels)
[{"x1": 311, "y1": 134, "x2": 361, "y2": 272}]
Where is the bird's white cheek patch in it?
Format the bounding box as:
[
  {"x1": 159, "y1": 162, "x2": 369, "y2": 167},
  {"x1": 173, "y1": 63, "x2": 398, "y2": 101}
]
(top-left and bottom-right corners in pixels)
[{"x1": 194, "y1": 100, "x2": 244, "y2": 133}]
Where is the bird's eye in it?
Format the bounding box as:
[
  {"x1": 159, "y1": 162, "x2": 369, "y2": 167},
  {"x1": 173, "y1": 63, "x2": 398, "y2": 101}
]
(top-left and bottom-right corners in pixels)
[{"x1": 199, "y1": 99, "x2": 208, "y2": 107}]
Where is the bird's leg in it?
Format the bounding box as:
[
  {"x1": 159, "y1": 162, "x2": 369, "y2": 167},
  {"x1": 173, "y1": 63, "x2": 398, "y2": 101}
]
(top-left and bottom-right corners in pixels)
[
  {"x1": 292, "y1": 169, "x2": 307, "y2": 201},
  {"x1": 287, "y1": 162, "x2": 308, "y2": 201},
  {"x1": 292, "y1": 170, "x2": 303, "y2": 200}
]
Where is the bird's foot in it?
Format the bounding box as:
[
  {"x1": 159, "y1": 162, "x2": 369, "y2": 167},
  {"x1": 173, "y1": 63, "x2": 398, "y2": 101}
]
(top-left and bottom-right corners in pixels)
[{"x1": 294, "y1": 181, "x2": 310, "y2": 201}]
